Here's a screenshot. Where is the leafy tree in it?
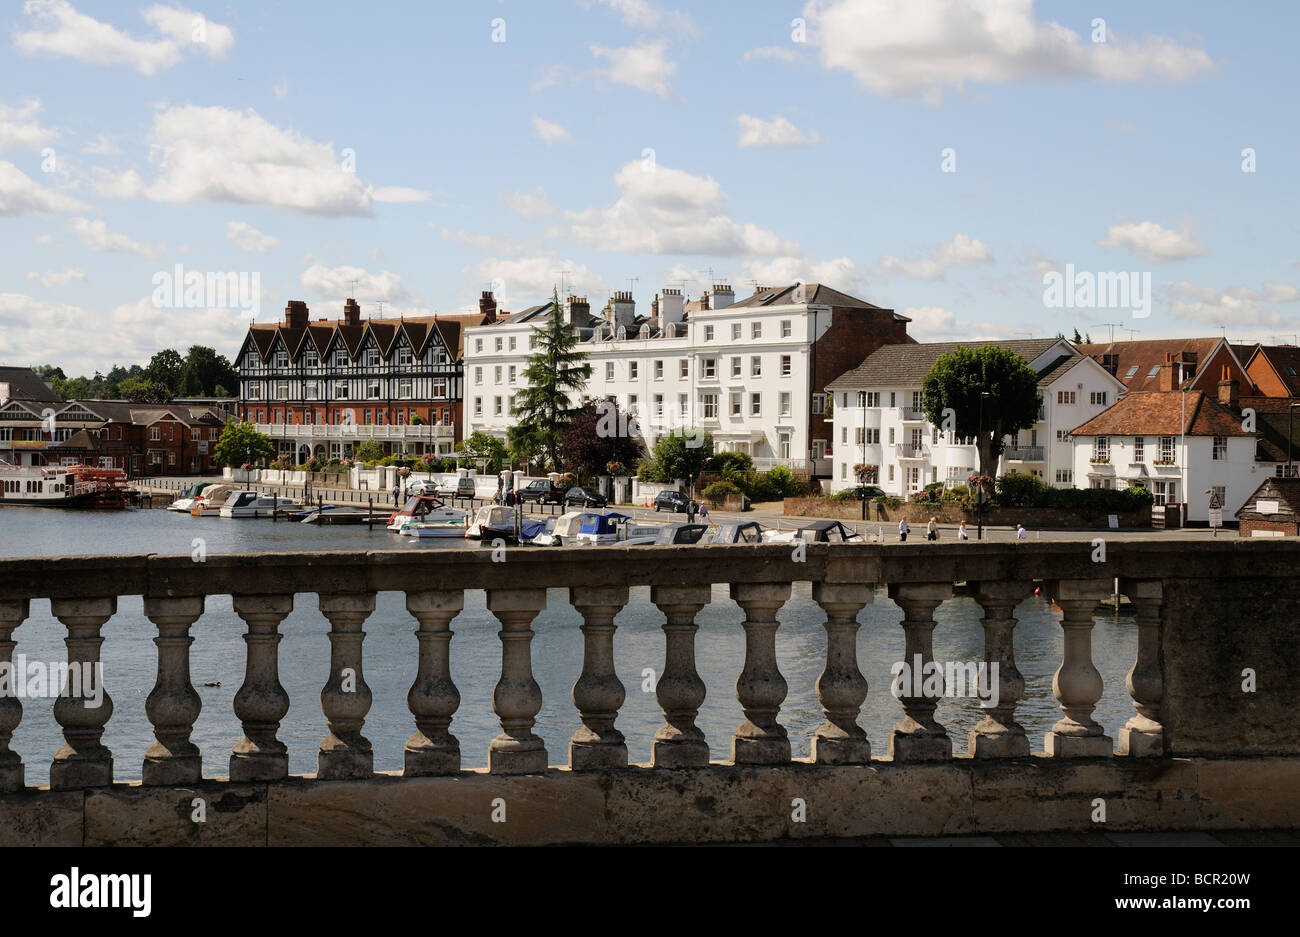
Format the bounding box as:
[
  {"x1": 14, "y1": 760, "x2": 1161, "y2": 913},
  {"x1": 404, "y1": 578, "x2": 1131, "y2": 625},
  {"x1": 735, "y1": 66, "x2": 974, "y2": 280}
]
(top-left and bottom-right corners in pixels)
[
  {"x1": 1084, "y1": 332, "x2": 1092, "y2": 343},
  {"x1": 355, "y1": 440, "x2": 386, "y2": 463},
  {"x1": 146, "y1": 349, "x2": 184, "y2": 392},
  {"x1": 646, "y1": 429, "x2": 713, "y2": 492},
  {"x1": 461, "y1": 431, "x2": 509, "y2": 473},
  {"x1": 920, "y1": 345, "x2": 1041, "y2": 488},
  {"x1": 180, "y1": 345, "x2": 239, "y2": 397},
  {"x1": 214, "y1": 421, "x2": 275, "y2": 467},
  {"x1": 119, "y1": 377, "x2": 174, "y2": 403},
  {"x1": 512, "y1": 287, "x2": 593, "y2": 469},
  {"x1": 559, "y1": 401, "x2": 644, "y2": 483},
  {"x1": 1071, "y1": 328, "x2": 1082, "y2": 343}
]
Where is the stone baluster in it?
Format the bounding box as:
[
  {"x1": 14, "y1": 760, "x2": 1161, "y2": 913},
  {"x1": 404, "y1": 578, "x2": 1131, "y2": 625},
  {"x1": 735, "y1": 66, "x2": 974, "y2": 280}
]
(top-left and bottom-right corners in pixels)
[
  {"x1": 230, "y1": 594, "x2": 293, "y2": 781},
  {"x1": 729, "y1": 582, "x2": 793, "y2": 765},
  {"x1": 968, "y1": 581, "x2": 1035, "y2": 757},
  {"x1": 650, "y1": 584, "x2": 711, "y2": 768},
  {"x1": 1045, "y1": 579, "x2": 1114, "y2": 757},
  {"x1": 886, "y1": 583, "x2": 954, "y2": 761},
  {"x1": 1118, "y1": 580, "x2": 1164, "y2": 757},
  {"x1": 487, "y1": 588, "x2": 548, "y2": 774},
  {"x1": 0, "y1": 599, "x2": 29, "y2": 793},
  {"x1": 404, "y1": 589, "x2": 464, "y2": 776},
  {"x1": 318, "y1": 592, "x2": 376, "y2": 779},
  {"x1": 49, "y1": 597, "x2": 116, "y2": 790},
  {"x1": 810, "y1": 582, "x2": 872, "y2": 764},
  {"x1": 142, "y1": 596, "x2": 204, "y2": 785},
  {"x1": 569, "y1": 586, "x2": 630, "y2": 770}
]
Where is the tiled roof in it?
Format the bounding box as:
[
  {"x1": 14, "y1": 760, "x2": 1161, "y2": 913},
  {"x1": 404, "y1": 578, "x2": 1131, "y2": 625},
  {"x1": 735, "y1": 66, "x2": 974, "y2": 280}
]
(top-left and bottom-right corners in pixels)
[
  {"x1": 1252, "y1": 345, "x2": 1300, "y2": 396},
  {"x1": 1074, "y1": 338, "x2": 1227, "y2": 391},
  {"x1": 1234, "y1": 477, "x2": 1300, "y2": 518},
  {"x1": 1068, "y1": 391, "x2": 1255, "y2": 437},
  {"x1": 245, "y1": 308, "x2": 489, "y2": 362},
  {"x1": 0, "y1": 366, "x2": 56, "y2": 400},
  {"x1": 726, "y1": 283, "x2": 887, "y2": 311},
  {"x1": 827, "y1": 339, "x2": 1061, "y2": 389}
]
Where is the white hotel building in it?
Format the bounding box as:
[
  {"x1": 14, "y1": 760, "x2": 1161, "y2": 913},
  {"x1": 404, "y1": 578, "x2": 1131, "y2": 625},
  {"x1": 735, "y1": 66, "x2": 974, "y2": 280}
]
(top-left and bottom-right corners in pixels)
[
  {"x1": 825, "y1": 338, "x2": 1126, "y2": 497},
  {"x1": 463, "y1": 283, "x2": 912, "y2": 474}
]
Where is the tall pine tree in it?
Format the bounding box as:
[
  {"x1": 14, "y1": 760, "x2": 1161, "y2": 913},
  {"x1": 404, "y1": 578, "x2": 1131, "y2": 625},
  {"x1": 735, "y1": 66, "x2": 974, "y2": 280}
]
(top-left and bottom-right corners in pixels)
[{"x1": 512, "y1": 287, "x2": 593, "y2": 470}]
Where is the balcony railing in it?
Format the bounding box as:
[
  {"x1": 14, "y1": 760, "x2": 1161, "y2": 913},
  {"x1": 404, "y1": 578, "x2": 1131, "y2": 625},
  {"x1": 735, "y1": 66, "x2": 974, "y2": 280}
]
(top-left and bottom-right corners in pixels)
[
  {"x1": 899, "y1": 407, "x2": 927, "y2": 422},
  {"x1": 1004, "y1": 446, "x2": 1045, "y2": 462},
  {"x1": 895, "y1": 444, "x2": 929, "y2": 460},
  {"x1": 1, "y1": 542, "x2": 1298, "y2": 844},
  {"x1": 253, "y1": 423, "x2": 454, "y2": 439}
]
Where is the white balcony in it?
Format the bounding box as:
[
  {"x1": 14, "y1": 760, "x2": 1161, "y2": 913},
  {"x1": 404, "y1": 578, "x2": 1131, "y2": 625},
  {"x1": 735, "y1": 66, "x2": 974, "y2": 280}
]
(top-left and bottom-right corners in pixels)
[
  {"x1": 254, "y1": 423, "x2": 454, "y2": 439},
  {"x1": 895, "y1": 444, "x2": 930, "y2": 461},
  {"x1": 1004, "y1": 446, "x2": 1045, "y2": 462},
  {"x1": 899, "y1": 407, "x2": 927, "y2": 423}
]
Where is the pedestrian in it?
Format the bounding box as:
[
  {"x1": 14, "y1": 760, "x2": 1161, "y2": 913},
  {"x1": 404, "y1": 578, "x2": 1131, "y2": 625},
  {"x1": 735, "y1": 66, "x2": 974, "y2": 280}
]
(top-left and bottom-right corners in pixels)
[
  {"x1": 687, "y1": 499, "x2": 698, "y2": 523},
  {"x1": 957, "y1": 521, "x2": 969, "y2": 541},
  {"x1": 698, "y1": 501, "x2": 709, "y2": 521},
  {"x1": 1016, "y1": 523, "x2": 1027, "y2": 540},
  {"x1": 926, "y1": 516, "x2": 938, "y2": 541},
  {"x1": 898, "y1": 518, "x2": 910, "y2": 542},
  {"x1": 504, "y1": 488, "x2": 516, "y2": 507},
  {"x1": 392, "y1": 483, "x2": 400, "y2": 507}
]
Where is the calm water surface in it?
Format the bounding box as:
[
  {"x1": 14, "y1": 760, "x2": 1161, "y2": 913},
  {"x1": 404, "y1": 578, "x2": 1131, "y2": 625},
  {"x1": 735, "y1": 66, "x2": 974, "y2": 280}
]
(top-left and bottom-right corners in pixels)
[{"x1": 0, "y1": 505, "x2": 1138, "y2": 783}]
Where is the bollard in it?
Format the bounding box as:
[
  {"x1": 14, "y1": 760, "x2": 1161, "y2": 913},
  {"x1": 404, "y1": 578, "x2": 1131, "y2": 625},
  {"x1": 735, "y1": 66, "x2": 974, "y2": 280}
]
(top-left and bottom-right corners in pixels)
[{"x1": 368, "y1": 496, "x2": 374, "y2": 531}]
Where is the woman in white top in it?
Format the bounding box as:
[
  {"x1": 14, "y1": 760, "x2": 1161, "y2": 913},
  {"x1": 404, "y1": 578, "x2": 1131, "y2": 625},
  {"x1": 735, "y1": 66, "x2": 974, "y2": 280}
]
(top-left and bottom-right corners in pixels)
[
  {"x1": 1016, "y1": 523, "x2": 1027, "y2": 540},
  {"x1": 957, "y1": 521, "x2": 969, "y2": 540},
  {"x1": 898, "y1": 518, "x2": 910, "y2": 542},
  {"x1": 926, "y1": 517, "x2": 938, "y2": 541}
]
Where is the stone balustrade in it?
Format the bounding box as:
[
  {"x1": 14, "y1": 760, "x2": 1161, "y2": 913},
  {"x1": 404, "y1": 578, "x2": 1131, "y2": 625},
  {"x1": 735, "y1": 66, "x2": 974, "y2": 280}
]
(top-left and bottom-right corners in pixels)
[{"x1": 0, "y1": 540, "x2": 1298, "y2": 845}]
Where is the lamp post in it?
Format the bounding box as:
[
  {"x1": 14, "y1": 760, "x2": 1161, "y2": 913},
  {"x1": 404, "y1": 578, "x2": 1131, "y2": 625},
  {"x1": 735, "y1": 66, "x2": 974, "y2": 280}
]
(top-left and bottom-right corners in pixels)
[
  {"x1": 977, "y1": 391, "x2": 991, "y2": 540},
  {"x1": 1289, "y1": 403, "x2": 1300, "y2": 478}
]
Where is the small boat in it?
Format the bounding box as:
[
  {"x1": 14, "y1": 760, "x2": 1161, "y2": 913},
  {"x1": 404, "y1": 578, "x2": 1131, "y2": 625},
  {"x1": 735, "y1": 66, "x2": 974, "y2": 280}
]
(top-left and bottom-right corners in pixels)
[
  {"x1": 218, "y1": 489, "x2": 301, "y2": 518},
  {"x1": 399, "y1": 518, "x2": 468, "y2": 538},
  {"x1": 167, "y1": 481, "x2": 216, "y2": 512},
  {"x1": 573, "y1": 511, "x2": 662, "y2": 545},
  {"x1": 711, "y1": 521, "x2": 766, "y2": 544},
  {"x1": 530, "y1": 511, "x2": 583, "y2": 546},
  {"x1": 190, "y1": 485, "x2": 238, "y2": 516},
  {"x1": 388, "y1": 495, "x2": 467, "y2": 532},
  {"x1": 517, "y1": 515, "x2": 556, "y2": 545},
  {"x1": 465, "y1": 504, "x2": 520, "y2": 540},
  {"x1": 760, "y1": 519, "x2": 864, "y2": 544},
  {"x1": 0, "y1": 461, "x2": 99, "y2": 508},
  {"x1": 623, "y1": 522, "x2": 710, "y2": 546}
]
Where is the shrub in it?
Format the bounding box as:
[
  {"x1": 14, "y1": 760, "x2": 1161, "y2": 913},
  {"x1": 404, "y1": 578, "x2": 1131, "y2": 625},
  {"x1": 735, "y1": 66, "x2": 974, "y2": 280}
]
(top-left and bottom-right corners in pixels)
[
  {"x1": 355, "y1": 440, "x2": 385, "y2": 463},
  {"x1": 707, "y1": 451, "x2": 753, "y2": 480},
  {"x1": 703, "y1": 480, "x2": 741, "y2": 500},
  {"x1": 830, "y1": 488, "x2": 861, "y2": 501},
  {"x1": 765, "y1": 465, "x2": 808, "y2": 498},
  {"x1": 637, "y1": 458, "x2": 667, "y2": 483}
]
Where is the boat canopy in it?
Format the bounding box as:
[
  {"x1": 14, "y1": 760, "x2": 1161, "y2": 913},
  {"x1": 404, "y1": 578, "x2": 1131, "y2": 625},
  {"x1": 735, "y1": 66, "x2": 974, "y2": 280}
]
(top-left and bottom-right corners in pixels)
[{"x1": 577, "y1": 511, "x2": 629, "y2": 536}]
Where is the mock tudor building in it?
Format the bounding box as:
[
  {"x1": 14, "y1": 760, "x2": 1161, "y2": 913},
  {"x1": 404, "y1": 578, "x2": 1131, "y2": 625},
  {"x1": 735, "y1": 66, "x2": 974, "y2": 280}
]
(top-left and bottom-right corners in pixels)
[
  {"x1": 235, "y1": 297, "x2": 494, "y2": 462},
  {"x1": 463, "y1": 283, "x2": 913, "y2": 475},
  {"x1": 825, "y1": 339, "x2": 1125, "y2": 497}
]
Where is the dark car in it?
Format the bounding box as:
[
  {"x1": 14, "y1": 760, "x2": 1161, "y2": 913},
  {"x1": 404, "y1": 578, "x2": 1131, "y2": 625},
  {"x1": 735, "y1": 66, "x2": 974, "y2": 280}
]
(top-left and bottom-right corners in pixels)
[
  {"x1": 517, "y1": 479, "x2": 567, "y2": 504},
  {"x1": 653, "y1": 490, "x2": 690, "y2": 513},
  {"x1": 564, "y1": 486, "x2": 607, "y2": 508}
]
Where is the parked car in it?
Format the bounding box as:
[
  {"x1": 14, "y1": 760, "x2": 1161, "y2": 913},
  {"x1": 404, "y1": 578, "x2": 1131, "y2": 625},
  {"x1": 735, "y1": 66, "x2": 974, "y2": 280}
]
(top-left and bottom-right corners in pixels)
[
  {"x1": 408, "y1": 480, "x2": 441, "y2": 496},
  {"x1": 436, "y1": 477, "x2": 478, "y2": 500},
  {"x1": 653, "y1": 490, "x2": 690, "y2": 513},
  {"x1": 517, "y1": 479, "x2": 568, "y2": 504},
  {"x1": 564, "y1": 486, "x2": 607, "y2": 508}
]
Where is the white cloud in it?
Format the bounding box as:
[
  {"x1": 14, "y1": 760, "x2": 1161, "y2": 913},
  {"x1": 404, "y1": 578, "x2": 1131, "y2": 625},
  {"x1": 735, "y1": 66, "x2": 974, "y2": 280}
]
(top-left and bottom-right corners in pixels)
[
  {"x1": 25, "y1": 266, "x2": 86, "y2": 287},
  {"x1": 805, "y1": 0, "x2": 1214, "y2": 104},
  {"x1": 505, "y1": 186, "x2": 555, "y2": 218},
  {"x1": 35, "y1": 233, "x2": 56, "y2": 245},
  {"x1": 1165, "y1": 280, "x2": 1300, "y2": 328},
  {"x1": 736, "y1": 114, "x2": 820, "y2": 149},
  {"x1": 274, "y1": 80, "x2": 289, "y2": 98},
  {"x1": 0, "y1": 160, "x2": 86, "y2": 215},
  {"x1": 590, "y1": 39, "x2": 676, "y2": 98},
  {"x1": 81, "y1": 132, "x2": 119, "y2": 155},
  {"x1": 588, "y1": 0, "x2": 695, "y2": 36},
  {"x1": 1098, "y1": 221, "x2": 1207, "y2": 262},
  {"x1": 437, "y1": 227, "x2": 528, "y2": 256},
  {"x1": 461, "y1": 255, "x2": 610, "y2": 309},
  {"x1": 743, "y1": 46, "x2": 802, "y2": 63},
  {"x1": 738, "y1": 256, "x2": 864, "y2": 293},
  {"x1": 119, "y1": 105, "x2": 375, "y2": 216},
  {"x1": 532, "y1": 116, "x2": 571, "y2": 145},
  {"x1": 902, "y1": 304, "x2": 1014, "y2": 342},
  {"x1": 71, "y1": 216, "x2": 159, "y2": 257},
  {"x1": 226, "y1": 220, "x2": 279, "y2": 253},
  {"x1": 91, "y1": 166, "x2": 146, "y2": 198},
  {"x1": 0, "y1": 100, "x2": 57, "y2": 150},
  {"x1": 371, "y1": 186, "x2": 431, "y2": 203},
  {"x1": 14, "y1": 1, "x2": 233, "y2": 75},
  {"x1": 881, "y1": 233, "x2": 993, "y2": 279},
  {"x1": 567, "y1": 161, "x2": 799, "y2": 256},
  {"x1": 300, "y1": 264, "x2": 414, "y2": 304}
]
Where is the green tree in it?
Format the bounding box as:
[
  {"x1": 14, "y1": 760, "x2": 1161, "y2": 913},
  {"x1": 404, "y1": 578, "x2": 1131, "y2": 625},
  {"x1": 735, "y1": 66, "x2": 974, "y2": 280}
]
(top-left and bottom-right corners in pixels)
[
  {"x1": 146, "y1": 349, "x2": 184, "y2": 392},
  {"x1": 560, "y1": 401, "x2": 644, "y2": 482},
  {"x1": 355, "y1": 440, "x2": 386, "y2": 463},
  {"x1": 180, "y1": 345, "x2": 239, "y2": 397},
  {"x1": 1071, "y1": 328, "x2": 1082, "y2": 343},
  {"x1": 214, "y1": 421, "x2": 275, "y2": 467},
  {"x1": 461, "y1": 431, "x2": 509, "y2": 473},
  {"x1": 512, "y1": 287, "x2": 593, "y2": 469},
  {"x1": 119, "y1": 376, "x2": 174, "y2": 402},
  {"x1": 920, "y1": 345, "x2": 1041, "y2": 486},
  {"x1": 647, "y1": 429, "x2": 713, "y2": 493}
]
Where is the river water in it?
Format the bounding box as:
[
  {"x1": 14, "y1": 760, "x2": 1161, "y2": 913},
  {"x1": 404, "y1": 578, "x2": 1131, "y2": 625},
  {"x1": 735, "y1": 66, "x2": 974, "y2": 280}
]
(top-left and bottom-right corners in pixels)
[{"x1": 0, "y1": 504, "x2": 1138, "y2": 782}]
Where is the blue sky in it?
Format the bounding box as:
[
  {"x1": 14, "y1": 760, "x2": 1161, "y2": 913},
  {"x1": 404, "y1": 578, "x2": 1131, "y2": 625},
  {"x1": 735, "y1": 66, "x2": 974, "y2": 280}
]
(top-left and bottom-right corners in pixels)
[{"x1": 2, "y1": 0, "x2": 1298, "y2": 375}]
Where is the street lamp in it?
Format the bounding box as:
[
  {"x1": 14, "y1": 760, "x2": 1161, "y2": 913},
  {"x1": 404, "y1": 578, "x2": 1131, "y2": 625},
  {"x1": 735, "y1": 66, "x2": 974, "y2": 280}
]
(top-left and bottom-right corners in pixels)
[{"x1": 977, "y1": 392, "x2": 991, "y2": 540}]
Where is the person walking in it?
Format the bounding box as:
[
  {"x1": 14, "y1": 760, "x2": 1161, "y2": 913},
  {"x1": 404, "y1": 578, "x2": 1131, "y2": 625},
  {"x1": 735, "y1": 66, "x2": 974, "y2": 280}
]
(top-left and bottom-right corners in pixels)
[
  {"x1": 1016, "y1": 523, "x2": 1027, "y2": 540},
  {"x1": 392, "y1": 482, "x2": 400, "y2": 507},
  {"x1": 898, "y1": 518, "x2": 910, "y2": 542},
  {"x1": 926, "y1": 516, "x2": 938, "y2": 541},
  {"x1": 957, "y1": 520, "x2": 969, "y2": 541},
  {"x1": 687, "y1": 499, "x2": 698, "y2": 523},
  {"x1": 698, "y1": 501, "x2": 709, "y2": 521}
]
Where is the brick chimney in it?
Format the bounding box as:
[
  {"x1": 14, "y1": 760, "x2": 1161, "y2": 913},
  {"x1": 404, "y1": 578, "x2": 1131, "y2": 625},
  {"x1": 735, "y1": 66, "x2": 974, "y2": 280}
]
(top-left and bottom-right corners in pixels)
[
  {"x1": 709, "y1": 283, "x2": 734, "y2": 309},
  {"x1": 343, "y1": 298, "x2": 361, "y2": 327},
  {"x1": 565, "y1": 295, "x2": 590, "y2": 327},
  {"x1": 699, "y1": 291, "x2": 710, "y2": 311},
  {"x1": 284, "y1": 300, "x2": 309, "y2": 329},
  {"x1": 1159, "y1": 353, "x2": 1175, "y2": 392},
  {"x1": 1217, "y1": 364, "x2": 1240, "y2": 409},
  {"x1": 479, "y1": 290, "x2": 497, "y2": 324}
]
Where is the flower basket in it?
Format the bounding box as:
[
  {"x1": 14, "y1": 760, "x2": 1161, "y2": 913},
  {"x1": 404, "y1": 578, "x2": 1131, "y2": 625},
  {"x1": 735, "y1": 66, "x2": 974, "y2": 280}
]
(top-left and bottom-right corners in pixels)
[
  {"x1": 605, "y1": 461, "x2": 627, "y2": 476},
  {"x1": 1152, "y1": 459, "x2": 1175, "y2": 466},
  {"x1": 1089, "y1": 457, "x2": 1111, "y2": 464}
]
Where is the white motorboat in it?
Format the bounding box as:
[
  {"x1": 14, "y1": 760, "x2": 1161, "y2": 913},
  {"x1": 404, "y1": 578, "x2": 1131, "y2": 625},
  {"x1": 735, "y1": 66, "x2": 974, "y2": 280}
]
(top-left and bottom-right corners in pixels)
[
  {"x1": 386, "y1": 495, "x2": 467, "y2": 532},
  {"x1": 398, "y1": 518, "x2": 468, "y2": 538},
  {"x1": 167, "y1": 482, "x2": 218, "y2": 512},
  {"x1": 0, "y1": 462, "x2": 97, "y2": 508},
  {"x1": 218, "y1": 489, "x2": 301, "y2": 518},
  {"x1": 189, "y1": 485, "x2": 237, "y2": 516},
  {"x1": 759, "y1": 519, "x2": 864, "y2": 543},
  {"x1": 622, "y1": 522, "x2": 710, "y2": 546},
  {"x1": 465, "y1": 505, "x2": 520, "y2": 540},
  {"x1": 531, "y1": 510, "x2": 584, "y2": 546},
  {"x1": 572, "y1": 511, "x2": 665, "y2": 545}
]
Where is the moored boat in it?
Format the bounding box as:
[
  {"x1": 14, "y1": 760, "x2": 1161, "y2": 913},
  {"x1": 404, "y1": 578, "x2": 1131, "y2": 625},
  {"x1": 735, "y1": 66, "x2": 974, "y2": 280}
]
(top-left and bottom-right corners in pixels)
[
  {"x1": 465, "y1": 504, "x2": 520, "y2": 540},
  {"x1": 218, "y1": 489, "x2": 301, "y2": 518},
  {"x1": 387, "y1": 495, "x2": 467, "y2": 532},
  {"x1": 0, "y1": 461, "x2": 99, "y2": 508}
]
